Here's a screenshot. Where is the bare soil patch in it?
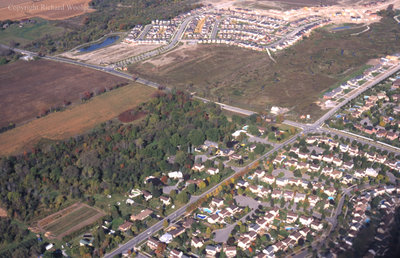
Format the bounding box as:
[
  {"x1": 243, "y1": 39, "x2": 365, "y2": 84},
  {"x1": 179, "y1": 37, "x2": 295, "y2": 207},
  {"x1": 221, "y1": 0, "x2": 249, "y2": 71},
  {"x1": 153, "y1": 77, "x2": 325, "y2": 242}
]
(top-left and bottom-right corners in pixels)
[
  {"x1": 0, "y1": 59, "x2": 128, "y2": 128},
  {"x1": 143, "y1": 43, "x2": 200, "y2": 67},
  {"x1": 0, "y1": 0, "x2": 94, "y2": 21},
  {"x1": 0, "y1": 207, "x2": 7, "y2": 217},
  {"x1": 61, "y1": 43, "x2": 160, "y2": 65}
]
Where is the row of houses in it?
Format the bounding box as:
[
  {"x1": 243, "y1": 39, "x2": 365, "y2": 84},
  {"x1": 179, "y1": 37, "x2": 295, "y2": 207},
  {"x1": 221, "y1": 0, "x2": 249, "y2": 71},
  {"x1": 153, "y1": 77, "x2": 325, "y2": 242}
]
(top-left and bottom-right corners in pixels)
[{"x1": 340, "y1": 187, "x2": 400, "y2": 253}]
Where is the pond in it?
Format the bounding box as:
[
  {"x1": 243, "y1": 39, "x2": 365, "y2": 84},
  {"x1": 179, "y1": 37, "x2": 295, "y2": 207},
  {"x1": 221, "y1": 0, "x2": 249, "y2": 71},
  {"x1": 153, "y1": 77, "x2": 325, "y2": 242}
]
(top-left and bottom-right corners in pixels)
[
  {"x1": 79, "y1": 36, "x2": 119, "y2": 52},
  {"x1": 332, "y1": 26, "x2": 351, "y2": 31}
]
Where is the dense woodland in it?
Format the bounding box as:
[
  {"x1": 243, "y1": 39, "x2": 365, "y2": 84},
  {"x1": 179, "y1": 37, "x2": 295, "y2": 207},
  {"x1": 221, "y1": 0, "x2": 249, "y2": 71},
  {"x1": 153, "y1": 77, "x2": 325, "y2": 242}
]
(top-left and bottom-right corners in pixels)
[
  {"x1": 26, "y1": 0, "x2": 200, "y2": 53},
  {"x1": 0, "y1": 92, "x2": 236, "y2": 222}
]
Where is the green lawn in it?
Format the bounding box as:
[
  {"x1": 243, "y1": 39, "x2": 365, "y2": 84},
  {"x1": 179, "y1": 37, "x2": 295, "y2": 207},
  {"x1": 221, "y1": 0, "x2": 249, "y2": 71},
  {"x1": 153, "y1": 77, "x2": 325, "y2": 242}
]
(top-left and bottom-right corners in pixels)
[{"x1": 0, "y1": 18, "x2": 66, "y2": 46}]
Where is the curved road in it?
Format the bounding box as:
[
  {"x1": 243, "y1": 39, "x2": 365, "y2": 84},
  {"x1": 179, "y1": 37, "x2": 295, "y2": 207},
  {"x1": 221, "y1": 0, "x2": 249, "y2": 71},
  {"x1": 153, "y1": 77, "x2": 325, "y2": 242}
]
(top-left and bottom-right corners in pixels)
[{"x1": 3, "y1": 38, "x2": 400, "y2": 257}]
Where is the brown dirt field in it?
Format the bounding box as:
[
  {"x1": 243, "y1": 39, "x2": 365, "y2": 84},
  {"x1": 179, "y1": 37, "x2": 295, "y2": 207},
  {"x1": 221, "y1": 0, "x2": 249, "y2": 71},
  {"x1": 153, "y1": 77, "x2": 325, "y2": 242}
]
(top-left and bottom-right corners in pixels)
[
  {"x1": 0, "y1": 207, "x2": 7, "y2": 217},
  {"x1": 0, "y1": 0, "x2": 94, "y2": 21},
  {"x1": 36, "y1": 203, "x2": 105, "y2": 240},
  {"x1": 0, "y1": 82, "x2": 154, "y2": 156},
  {"x1": 61, "y1": 43, "x2": 160, "y2": 65},
  {"x1": 0, "y1": 59, "x2": 128, "y2": 128}
]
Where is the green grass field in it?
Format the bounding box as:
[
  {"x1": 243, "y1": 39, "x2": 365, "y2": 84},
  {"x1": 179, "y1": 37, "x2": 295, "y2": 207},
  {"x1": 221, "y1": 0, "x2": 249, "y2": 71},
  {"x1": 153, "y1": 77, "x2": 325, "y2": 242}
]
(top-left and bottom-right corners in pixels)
[
  {"x1": 43, "y1": 205, "x2": 103, "y2": 237},
  {"x1": 0, "y1": 18, "x2": 66, "y2": 46},
  {"x1": 129, "y1": 16, "x2": 400, "y2": 120}
]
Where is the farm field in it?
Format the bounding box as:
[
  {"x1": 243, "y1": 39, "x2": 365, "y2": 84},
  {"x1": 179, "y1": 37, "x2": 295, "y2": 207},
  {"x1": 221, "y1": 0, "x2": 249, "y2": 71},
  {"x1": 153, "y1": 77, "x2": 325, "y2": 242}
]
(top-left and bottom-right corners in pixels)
[
  {"x1": 0, "y1": 81, "x2": 154, "y2": 156},
  {"x1": 129, "y1": 16, "x2": 400, "y2": 120},
  {"x1": 36, "y1": 203, "x2": 105, "y2": 240},
  {"x1": 0, "y1": 18, "x2": 67, "y2": 46},
  {"x1": 61, "y1": 43, "x2": 160, "y2": 65},
  {"x1": 0, "y1": 0, "x2": 94, "y2": 21},
  {"x1": 0, "y1": 59, "x2": 129, "y2": 128}
]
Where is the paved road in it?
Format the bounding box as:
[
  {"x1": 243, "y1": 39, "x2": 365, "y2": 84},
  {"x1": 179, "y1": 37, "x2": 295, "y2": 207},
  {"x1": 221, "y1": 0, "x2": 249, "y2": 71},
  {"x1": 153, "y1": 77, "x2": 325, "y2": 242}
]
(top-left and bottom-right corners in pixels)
[
  {"x1": 137, "y1": 24, "x2": 152, "y2": 40},
  {"x1": 319, "y1": 127, "x2": 400, "y2": 155},
  {"x1": 394, "y1": 14, "x2": 400, "y2": 23},
  {"x1": 211, "y1": 17, "x2": 223, "y2": 39},
  {"x1": 3, "y1": 35, "x2": 400, "y2": 257},
  {"x1": 291, "y1": 185, "x2": 356, "y2": 258},
  {"x1": 117, "y1": 16, "x2": 195, "y2": 66},
  {"x1": 248, "y1": 136, "x2": 277, "y2": 147},
  {"x1": 284, "y1": 63, "x2": 400, "y2": 133},
  {"x1": 194, "y1": 96, "x2": 256, "y2": 116},
  {"x1": 269, "y1": 20, "x2": 322, "y2": 48},
  {"x1": 105, "y1": 132, "x2": 301, "y2": 257}
]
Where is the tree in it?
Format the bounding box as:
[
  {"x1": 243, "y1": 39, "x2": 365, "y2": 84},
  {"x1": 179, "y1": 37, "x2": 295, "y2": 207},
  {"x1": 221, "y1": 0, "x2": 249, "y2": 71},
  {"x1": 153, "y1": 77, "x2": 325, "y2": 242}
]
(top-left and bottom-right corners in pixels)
[
  {"x1": 175, "y1": 151, "x2": 187, "y2": 167},
  {"x1": 177, "y1": 191, "x2": 189, "y2": 204},
  {"x1": 254, "y1": 144, "x2": 265, "y2": 155},
  {"x1": 163, "y1": 220, "x2": 169, "y2": 228},
  {"x1": 206, "y1": 227, "x2": 212, "y2": 237},
  {"x1": 188, "y1": 129, "x2": 205, "y2": 146},
  {"x1": 248, "y1": 125, "x2": 259, "y2": 136}
]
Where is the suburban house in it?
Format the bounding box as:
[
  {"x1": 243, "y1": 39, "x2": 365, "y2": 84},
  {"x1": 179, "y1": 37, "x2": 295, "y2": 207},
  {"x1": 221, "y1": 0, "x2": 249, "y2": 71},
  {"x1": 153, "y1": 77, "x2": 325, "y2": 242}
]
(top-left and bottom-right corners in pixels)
[
  {"x1": 224, "y1": 246, "x2": 237, "y2": 257},
  {"x1": 168, "y1": 171, "x2": 183, "y2": 179},
  {"x1": 118, "y1": 221, "x2": 133, "y2": 232},
  {"x1": 131, "y1": 209, "x2": 153, "y2": 221},
  {"x1": 191, "y1": 237, "x2": 204, "y2": 248},
  {"x1": 299, "y1": 216, "x2": 313, "y2": 226},
  {"x1": 147, "y1": 237, "x2": 160, "y2": 250},
  {"x1": 211, "y1": 198, "x2": 224, "y2": 208},
  {"x1": 286, "y1": 212, "x2": 299, "y2": 223},
  {"x1": 205, "y1": 245, "x2": 218, "y2": 256},
  {"x1": 192, "y1": 163, "x2": 205, "y2": 172},
  {"x1": 142, "y1": 190, "x2": 153, "y2": 201},
  {"x1": 160, "y1": 196, "x2": 171, "y2": 206},
  {"x1": 238, "y1": 236, "x2": 252, "y2": 250},
  {"x1": 207, "y1": 168, "x2": 220, "y2": 175},
  {"x1": 170, "y1": 249, "x2": 183, "y2": 258}
]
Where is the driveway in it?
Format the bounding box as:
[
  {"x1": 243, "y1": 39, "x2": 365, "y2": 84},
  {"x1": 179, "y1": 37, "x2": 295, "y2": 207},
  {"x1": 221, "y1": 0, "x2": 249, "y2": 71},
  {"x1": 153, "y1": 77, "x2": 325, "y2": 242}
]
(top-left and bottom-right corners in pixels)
[{"x1": 248, "y1": 136, "x2": 276, "y2": 147}]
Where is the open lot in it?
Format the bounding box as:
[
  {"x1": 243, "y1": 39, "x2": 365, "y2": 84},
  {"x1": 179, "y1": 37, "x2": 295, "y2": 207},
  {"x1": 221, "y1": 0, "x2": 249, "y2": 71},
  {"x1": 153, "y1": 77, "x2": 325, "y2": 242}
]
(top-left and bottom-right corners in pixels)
[
  {"x1": 0, "y1": 0, "x2": 94, "y2": 21},
  {"x1": 0, "y1": 82, "x2": 154, "y2": 156},
  {"x1": 0, "y1": 18, "x2": 67, "y2": 46},
  {"x1": 36, "y1": 203, "x2": 105, "y2": 240},
  {"x1": 0, "y1": 59, "x2": 128, "y2": 128},
  {"x1": 129, "y1": 17, "x2": 400, "y2": 119},
  {"x1": 61, "y1": 43, "x2": 160, "y2": 65}
]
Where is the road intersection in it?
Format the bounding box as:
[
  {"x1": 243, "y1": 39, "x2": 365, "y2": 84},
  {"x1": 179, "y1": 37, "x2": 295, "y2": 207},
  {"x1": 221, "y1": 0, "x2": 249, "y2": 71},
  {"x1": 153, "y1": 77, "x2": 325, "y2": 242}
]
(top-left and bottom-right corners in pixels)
[{"x1": 3, "y1": 40, "x2": 400, "y2": 257}]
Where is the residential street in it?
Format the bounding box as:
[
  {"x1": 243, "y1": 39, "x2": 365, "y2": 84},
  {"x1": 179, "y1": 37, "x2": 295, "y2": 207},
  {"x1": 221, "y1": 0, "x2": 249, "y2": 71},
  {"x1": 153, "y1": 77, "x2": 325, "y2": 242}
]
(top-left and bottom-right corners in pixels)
[{"x1": 3, "y1": 34, "x2": 400, "y2": 258}]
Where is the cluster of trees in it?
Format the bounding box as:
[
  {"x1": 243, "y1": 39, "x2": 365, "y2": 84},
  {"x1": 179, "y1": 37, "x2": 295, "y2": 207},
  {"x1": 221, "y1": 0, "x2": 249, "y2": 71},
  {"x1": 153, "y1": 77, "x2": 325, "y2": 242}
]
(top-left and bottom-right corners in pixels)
[
  {"x1": 0, "y1": 123, "x2": 15, "y2": 134},
  {"x1": 0, "y1": 92, "x2": 236, "y2": 224},
  {"x1": 0, "y1": 218, "x2": 41, "y2": 257},
  {"x1": 0, "y1": 47, "x2": 21, "y2": 65},
  {"x1": 25, "y1": 0, "x2": 201, "y2": 53}
]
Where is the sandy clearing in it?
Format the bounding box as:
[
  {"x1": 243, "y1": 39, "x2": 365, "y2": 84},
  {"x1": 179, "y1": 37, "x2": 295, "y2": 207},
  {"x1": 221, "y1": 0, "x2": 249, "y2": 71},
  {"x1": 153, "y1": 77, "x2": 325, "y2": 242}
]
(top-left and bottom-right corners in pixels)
[{"x1": 61, "y1": 43, "x2": 161, "y2": 65}]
